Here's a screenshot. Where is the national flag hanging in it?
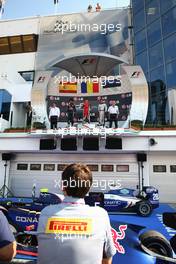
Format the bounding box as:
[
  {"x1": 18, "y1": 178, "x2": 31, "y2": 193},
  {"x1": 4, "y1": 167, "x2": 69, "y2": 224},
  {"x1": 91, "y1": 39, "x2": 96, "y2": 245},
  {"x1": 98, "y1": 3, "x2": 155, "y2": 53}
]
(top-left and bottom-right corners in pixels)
[
  {"x1": 81, "y1": 81, "x2": 99, "y2": 93},
  {"x1": 102, "y1": 79, "x2": 121, "y2": 88},
  {"x1": 59, "y1": 82, "x2": 77, "y2": 93}
]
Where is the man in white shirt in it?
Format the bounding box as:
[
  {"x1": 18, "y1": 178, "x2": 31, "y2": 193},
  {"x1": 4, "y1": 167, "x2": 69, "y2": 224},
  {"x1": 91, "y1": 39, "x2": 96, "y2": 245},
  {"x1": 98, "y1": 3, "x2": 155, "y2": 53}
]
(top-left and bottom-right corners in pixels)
[
  {"x1": 108, "y1": 100, "x2": 119, "y2": 128},
  {"x1": 49, "y1": 103, "x2": 60, "y2": 129}
]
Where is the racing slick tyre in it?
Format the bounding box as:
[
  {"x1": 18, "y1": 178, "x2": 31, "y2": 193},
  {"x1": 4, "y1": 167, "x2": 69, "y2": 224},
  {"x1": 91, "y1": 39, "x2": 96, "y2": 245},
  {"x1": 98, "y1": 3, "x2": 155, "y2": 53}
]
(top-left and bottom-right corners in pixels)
[
  {"x1": 139, "y1": 230, "x2": 173, "y2": 258},
  {"x1": 136, "y1": 201, "x2": 152, "y2": 217}
]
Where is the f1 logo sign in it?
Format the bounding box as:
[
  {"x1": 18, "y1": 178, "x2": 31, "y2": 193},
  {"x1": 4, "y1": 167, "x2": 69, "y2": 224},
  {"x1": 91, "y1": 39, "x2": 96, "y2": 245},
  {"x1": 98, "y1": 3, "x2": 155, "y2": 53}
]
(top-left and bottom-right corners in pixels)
[
  {"x1": 111, "y1": 225, "x2": 127, "y2": 254},
  {"x1": 131, "y1": 71, "x2": 141, "y2": 78}
]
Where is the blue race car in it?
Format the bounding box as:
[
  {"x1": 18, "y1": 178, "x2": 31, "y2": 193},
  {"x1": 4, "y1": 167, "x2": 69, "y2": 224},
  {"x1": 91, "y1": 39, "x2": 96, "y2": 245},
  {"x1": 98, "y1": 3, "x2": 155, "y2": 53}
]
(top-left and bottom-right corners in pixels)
[
  {"x1": 0, "y1": 192, "x2": 63, "y2": 232},
  {"x1": 104, "y1": 186, "x2": 159, "y2": 216},
  {"x1": 13, "y1": 206, "x2": 176, "y2": 264},
  {"x1": 0, "y1": 186, "x2": 159, "y2": 233},
  {"x1": 0, "y1": 191, "x2": 175, "y2": 264}
]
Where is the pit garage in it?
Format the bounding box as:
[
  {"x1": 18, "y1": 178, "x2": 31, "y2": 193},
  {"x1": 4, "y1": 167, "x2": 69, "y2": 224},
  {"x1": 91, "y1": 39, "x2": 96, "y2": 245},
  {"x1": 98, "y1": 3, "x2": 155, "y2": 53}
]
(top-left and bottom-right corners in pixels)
[
  {"x1": 149, "y1": 153, "x2": 176, "y2": 203},
  {"x1": 9, "y1": 153, "x2": 139, "y2": 197}
]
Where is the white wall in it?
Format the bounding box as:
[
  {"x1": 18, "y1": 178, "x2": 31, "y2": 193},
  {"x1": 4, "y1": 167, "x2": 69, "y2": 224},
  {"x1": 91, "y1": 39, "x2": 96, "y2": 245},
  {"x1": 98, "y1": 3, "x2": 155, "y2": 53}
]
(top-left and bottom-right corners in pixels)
[
  {"x1": 12, "y1": 103, "x2": 26, "y2": 127},
  {"x1": 149, "y1": 153, "x2": 176, "y2": 202},
  {"x1": 0, "y1": 17, "x2": 40, "y2": 36},
  {"x1": 0, "y1": 17, "x2": 39, "y2": 112}
]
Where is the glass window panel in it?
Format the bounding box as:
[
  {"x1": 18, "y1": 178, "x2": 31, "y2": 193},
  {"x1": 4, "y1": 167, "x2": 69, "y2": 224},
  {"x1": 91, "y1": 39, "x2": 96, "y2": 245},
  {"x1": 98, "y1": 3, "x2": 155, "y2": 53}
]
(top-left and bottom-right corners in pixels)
[
  {"x1": 134, "y1": 29, "x2": 147, "y2": 54},
  {"x1": 0, "y1": 89, "x2": 12, "y2": 121},
  {"x1": 150, "y1": 65, "x2": 165, "y2": 83},
  {"x1": 136, "y1": 50, "x2": 149, "y2": 73},
  {"x1": 132, "y1": 0, "x2": 144, "y2": 14},
  {"x1": 9, "y1": 36, "x2": 23, "y2": 53},
  {"x1": 147, "y1": 19, "x2": 161, "y2": 47},
  {"x1": 116, "y1": 165, "x2": 129, "y2": 172},
  {"x1": 133, "y1": 8, "x2": 145, "y2": 33},
  {"x1": 153, "y1": 165, "x2": 166, "y2": 172},
  {"x1": 150, "y1": 66, "x2": 166, "y2": 106},
  {"x1": 101, "y1": 165, "x2": 114, "y2": 172},
  {"x1": 170, "y1": 165, "x2": 176, "y2": 172},
  {"x1": 57, "y1": 164, "x2": 67, "y2": 171},
  {"x1": 22, "y1": 34, "x2": 37, "y2": 52},
  {"x1": 17, "y1": 164, "x2": 28, "y2": 170},
  {"x1": 19, "y1": 71, "x2": 34, "y2": 82},
  {"x1": 30, "y1": 164, "x2": 41, "y2": 171},
  {"x1": 146, "y1": 0, "x2": 160, "y2": 24},
  {"x1": 160, "y1": 0, "x2": 176, "y2": 14},
  {"x1": 149, "y1": 42, "x2": 163, "y2": 69},
  {"x1": 43, "y1": 164, "x2": 55, "y2": 171},
  {"x1": 166, "y1": 59, "x2": 176, "y2": 88},
  {"x1": 162, "y1": 6, "x2": 176, "y2": 37},
  {"x1": 164, "y1": 33, "x2": 176, "y2": 63},
  {"x1": 150, "y1": 65, "x2": 166, "y2": 124},
  {"x1": 87, "y1": 164, "x2": 99, "y2": 172},
  {"x1": 0, "y1": 37, "x2": 10, "y2": 54}
]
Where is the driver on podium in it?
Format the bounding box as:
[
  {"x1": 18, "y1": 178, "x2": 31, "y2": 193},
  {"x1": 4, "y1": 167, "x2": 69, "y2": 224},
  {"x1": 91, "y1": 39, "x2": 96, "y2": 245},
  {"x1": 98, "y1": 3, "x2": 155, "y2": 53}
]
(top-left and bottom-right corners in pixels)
[{"x1": 37, "y1": 163, "x2": 116, "y2": 264}]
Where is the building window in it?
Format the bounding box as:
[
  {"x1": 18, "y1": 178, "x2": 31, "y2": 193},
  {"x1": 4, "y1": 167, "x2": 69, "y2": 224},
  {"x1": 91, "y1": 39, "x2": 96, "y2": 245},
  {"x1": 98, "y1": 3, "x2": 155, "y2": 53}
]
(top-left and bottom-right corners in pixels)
[
  {"x1": 146, "y1": 0, "x2": 160, "y2": 25},
  {"x1": 153, "y1": 165, "x2": 166, "y2": 172},
  {"x1": 57, "y1": 164, "x2": 67, "y2": 171},
  {"x1": 0, "y1": 34, "x2": 38, "y2": 55},
  {"x1": 0, "y1": 89, "x2": 12, "y2": 121},
  {"x1": 0, "y1": 37, "x2": 10, "y2": 54},
  {"x1": 30, "y1": 164, "x2": 41, "y2": 171},
  {"x1": 87, "y1": 164, "x2": 99, "y2": 172},
  {"x1": 170, "y1": 165, "x2": 176, "y2": 172},
  {"x1": 132, "y1": 0, "x2": 144, "y2": 15},
  {"x1": 19, "y1": 71, "x2": 35, "y2": 82},
  {"x1": 135, "y1": 29, "x2": 147, "y2": 54},
  {"x1": 17, "y1": 163, "x2": 28, "y2": 170},
  {"x1": 164, "y1": 33, "x2": 176, "y2": 63},
  {"x1": 133, "y1": 8, "x2": 145, "y2": 33},
  {"x1": 101, "y1": 165, "x2": 114, "y2": 172},
  {"x1": 136, "y1": 50, "x2": 149, "y2": 74},
  {"x1": 162, "y1": 6, "x2": 176, "y2": 37},
  {"x1": 160, "y1": 0, "x2": 176, "y2": 14},
  {"x1": 166, "y1": 59, "x2": 176, "y2": 89},
  {"x1": 150, "y1": 64, "x2": 167, "y2": 124},
  {"x1": 147, "y1": 19, "x2": 161, "y2": 47},
  {"x1": 150, "y1": 65, "x2": 166, "y2": 84},
  {"x1": 149, "y1": 42, "x2": 163, "y2": 69},
  {"x1": 44, "y1": 164, "x2": 55, "y2": 171},
  {"x1": 116, "y1": 165, "x2": 129, "y2": 172}
]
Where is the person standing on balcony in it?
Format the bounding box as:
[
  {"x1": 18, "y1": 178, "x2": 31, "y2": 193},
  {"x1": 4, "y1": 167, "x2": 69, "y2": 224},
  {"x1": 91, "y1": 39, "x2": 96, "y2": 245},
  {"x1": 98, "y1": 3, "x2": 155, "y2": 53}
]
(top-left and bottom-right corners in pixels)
[
  {"x1": 96, "y1": 3, "x2": 101, "y2": 12},
  {"x1": 108, "y1": 100, "x2": 119, "y2": 129},
  {"x1": 87, "y1": 4, "x2": 93, "y2": 12},
  {"x1": 67, "y1": 98, "x2": 76, "y2": 126},
  {"x1": 49, "y1": 103, "x2": 60, "y2": 129},
  {"x1": 98, "y1": 99, "x2": 107, "y2": 127},
  {"x1": 26, "y1": 102, "x2": 33, "y2": 128}
]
